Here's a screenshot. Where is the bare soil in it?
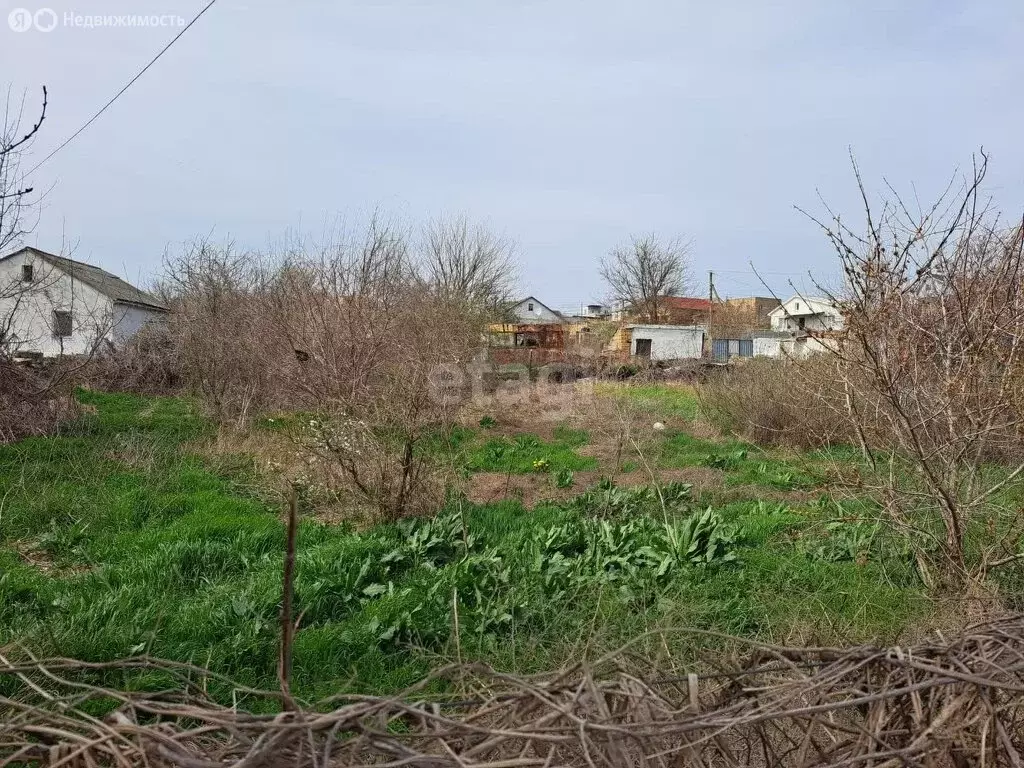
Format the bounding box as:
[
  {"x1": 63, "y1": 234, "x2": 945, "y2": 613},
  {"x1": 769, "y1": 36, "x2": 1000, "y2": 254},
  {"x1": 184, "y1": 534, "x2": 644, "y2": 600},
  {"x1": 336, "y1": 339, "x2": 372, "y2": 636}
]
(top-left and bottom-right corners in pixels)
[{"x1": 14, "y1": 540, "x2": 89, "y2": 575}]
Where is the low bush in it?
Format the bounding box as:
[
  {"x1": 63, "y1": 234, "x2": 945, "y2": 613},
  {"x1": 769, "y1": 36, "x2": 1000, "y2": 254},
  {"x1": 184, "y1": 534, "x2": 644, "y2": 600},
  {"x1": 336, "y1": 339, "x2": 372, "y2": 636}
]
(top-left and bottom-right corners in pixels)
[
  {"x1": 699, "y1": 356, "x2": 852, "y2": 449},
  {"x1": 84, "y1": 324, "x2": 184, "y2": 395},
  {"x1": 0, "y1": 361, "x2": 79, "y2": 443}
]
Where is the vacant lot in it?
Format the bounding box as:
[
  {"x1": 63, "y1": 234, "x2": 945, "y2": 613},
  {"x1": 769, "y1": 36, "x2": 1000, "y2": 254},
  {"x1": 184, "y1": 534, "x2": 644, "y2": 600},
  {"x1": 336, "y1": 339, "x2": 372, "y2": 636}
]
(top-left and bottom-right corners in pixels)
[{"x1": 1, "y1": 385, "x2": 934, "y2": 701}]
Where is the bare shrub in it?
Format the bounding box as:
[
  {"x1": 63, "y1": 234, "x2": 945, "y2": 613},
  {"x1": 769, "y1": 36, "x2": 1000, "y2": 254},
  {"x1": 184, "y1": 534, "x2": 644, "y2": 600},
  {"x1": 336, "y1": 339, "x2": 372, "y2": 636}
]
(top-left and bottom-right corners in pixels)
[
  {"x1": 0, "y1": 85, "x2": 91, "y2": 441},
  {"x1": 699, "y1": 357, "x2": 852, "y2": 448},
  {"x1": 262, "y1": 215, "x2": 413, "y2": 408},
  {"x1": 135, "y1": 213, "x2": 514, "y2": 520},
  {"x1": 159, "y1": 239, "x2": 287, "y2": 424},
  {"x1": 810, "y1": 152, "x2": 1024, "y2": 578},
  {"x1": 84, "y1": 322, "x2": 183, "y2": 395},
  {"x1": 266, "y1": 221, "x2": 487, "y2": 521},
  {"x1": 0, "y1": 361, "x2": 78, "y2": 443}
]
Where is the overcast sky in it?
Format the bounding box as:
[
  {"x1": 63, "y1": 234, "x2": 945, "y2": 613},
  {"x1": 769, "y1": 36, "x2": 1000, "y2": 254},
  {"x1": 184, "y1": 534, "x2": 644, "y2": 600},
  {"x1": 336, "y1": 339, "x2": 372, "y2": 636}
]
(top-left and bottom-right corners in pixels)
[{"x1": 2, "y1": 0, "x2": 1022, "y2": 309}]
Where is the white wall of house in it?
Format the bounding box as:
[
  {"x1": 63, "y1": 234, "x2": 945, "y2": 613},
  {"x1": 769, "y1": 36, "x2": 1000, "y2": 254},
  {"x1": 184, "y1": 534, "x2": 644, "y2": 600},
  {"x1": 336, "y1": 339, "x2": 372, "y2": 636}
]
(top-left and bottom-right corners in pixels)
[
  {"x1": 110, "y1": 302, "x2": 164, "y2": 343},
  {"x1": 0, "y1": 254, "x2": 163, "y2": 357},
  {"x1": 628, "y1": 325, "x2": 704, "y2": 360},
  {"x1": 512, "y1": 297, "x2": 561, "y2": 324},
  {"x1": 768, "y1": 296, "x2": 844, "y2": 333}
]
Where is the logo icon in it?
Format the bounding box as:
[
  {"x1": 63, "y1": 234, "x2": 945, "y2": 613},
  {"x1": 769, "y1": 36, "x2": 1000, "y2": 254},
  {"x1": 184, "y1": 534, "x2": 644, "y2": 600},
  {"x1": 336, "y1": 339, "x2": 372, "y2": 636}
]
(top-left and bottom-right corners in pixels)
[
  {"x1": 33, "y1": 8, "x2": 57, "y2": 31},
  {"x1": 8, "y1": 8, "x2": 33, "y2": 31},
  {"x1": 7, "y1": 8, "x2": 57, "y2": 32}
]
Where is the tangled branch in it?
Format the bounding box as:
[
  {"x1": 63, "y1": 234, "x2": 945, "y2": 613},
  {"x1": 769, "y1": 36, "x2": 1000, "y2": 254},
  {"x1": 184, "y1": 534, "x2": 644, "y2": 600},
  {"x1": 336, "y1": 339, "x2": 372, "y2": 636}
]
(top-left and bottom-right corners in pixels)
[{"x1": 3, "y1": 616, "x2": 1024, "y2": 766}]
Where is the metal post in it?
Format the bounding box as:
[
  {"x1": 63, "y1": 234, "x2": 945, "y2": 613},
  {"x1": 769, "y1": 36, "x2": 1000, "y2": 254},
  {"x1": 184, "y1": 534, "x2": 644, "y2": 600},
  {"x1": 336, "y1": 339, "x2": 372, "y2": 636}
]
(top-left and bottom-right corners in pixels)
[{"x1": 707, "y1": 271, "x2": 714, "y2": 357}]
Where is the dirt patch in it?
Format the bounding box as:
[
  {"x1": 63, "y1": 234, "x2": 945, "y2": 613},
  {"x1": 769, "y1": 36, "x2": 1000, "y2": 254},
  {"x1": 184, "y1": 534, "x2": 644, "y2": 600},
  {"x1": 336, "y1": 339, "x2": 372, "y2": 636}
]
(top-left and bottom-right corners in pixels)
[
  {"x1": 15, "y1": 541, "x2": 56, "y2": 572},
  {"x1": 460, "y1": 382, "x2": 592, "y2": 441},
  {"x1": 13, "y1": 541, "x2": 89, "y2": 576},
  {"x1": 466, "y1": 466, "x2": 726, "y2": 508},
  {"x1": 684, "y1": 418, "x2": 720, "y2": 440},
  {"x1": 104, "y1": 433, "x2": 162, "y2": 472}
]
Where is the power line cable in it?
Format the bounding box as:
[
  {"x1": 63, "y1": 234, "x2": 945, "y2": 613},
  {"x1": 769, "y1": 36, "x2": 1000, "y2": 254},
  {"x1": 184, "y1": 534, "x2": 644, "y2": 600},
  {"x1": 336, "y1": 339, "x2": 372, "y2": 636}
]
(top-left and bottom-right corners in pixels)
[
  {"x1": 709, "y1": 269, "x2": 825, "y2": 277},
  {"x1": 25, "y1": 0, "x2": 220, "y2": 176}
]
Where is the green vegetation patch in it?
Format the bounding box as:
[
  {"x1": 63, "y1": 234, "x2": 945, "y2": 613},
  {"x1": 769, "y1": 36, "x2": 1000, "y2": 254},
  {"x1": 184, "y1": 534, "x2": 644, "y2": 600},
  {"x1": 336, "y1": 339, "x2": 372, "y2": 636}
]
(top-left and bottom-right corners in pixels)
[
  {"x1": 0, "y1": 391, "x2": 930, "y2": 701},
  {"x1": 465, "y1": 432, "x2": 596, "y2": 474},
  {"x1": 656, "y1": 429, "x2": 819, "y2": 490},
  {"x1": 612, "y1": 383, "x2": 702, "y2": 421}
]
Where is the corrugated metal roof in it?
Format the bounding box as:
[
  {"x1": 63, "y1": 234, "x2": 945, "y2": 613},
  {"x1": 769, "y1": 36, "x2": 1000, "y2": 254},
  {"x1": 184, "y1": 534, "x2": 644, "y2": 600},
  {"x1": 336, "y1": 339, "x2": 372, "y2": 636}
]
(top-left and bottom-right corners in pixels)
[{"x1": 2, "y1": 247, "x2": 168, "y2": 311}]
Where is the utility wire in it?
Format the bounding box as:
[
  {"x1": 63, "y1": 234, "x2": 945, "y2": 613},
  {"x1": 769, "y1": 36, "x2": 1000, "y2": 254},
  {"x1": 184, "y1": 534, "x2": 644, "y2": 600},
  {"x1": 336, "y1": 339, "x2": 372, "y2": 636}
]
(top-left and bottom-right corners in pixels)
[{"x1": 25, "y1": 0, "x2": 220, "y2": 176}]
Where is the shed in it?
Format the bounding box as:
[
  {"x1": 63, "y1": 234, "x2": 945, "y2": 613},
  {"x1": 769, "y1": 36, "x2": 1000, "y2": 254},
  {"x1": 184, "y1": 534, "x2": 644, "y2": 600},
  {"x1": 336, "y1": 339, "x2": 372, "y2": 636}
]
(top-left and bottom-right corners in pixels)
[{"x1": 626, "y1": 324, "x2": 704, "y2": 361}]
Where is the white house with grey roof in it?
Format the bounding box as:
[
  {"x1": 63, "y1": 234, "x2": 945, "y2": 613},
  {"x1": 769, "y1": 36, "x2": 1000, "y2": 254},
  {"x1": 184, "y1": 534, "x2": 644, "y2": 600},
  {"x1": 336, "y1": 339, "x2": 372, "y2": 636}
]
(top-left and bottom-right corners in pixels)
[
  {"x1": 0, "y1": 247, "x2": 168, "y2": 358},
  {"x1": 510, "y1": 295, "x2": 562, "y2": 324}
]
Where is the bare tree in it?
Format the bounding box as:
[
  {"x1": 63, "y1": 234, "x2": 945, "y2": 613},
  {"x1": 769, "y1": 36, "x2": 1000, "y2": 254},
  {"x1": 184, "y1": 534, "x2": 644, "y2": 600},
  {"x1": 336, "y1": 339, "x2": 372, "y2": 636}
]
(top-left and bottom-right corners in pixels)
[
  {"x1": 809, "y1": 151, "x2": 1024, "y2": 582},
  {"x1": 0, "y1": 85, "x2": 94, "y2": 442},
  {"x1": 0, "y1": 85, "x2": 46, "y2": 256},
  {"x1": 418, "y1": 214, "x2": 518, "y2": 315},
  {"x1": 265, "y1": 216, "x2": 481, "y2": 521},
  {"x1": 1, "y1": 86, "x2": 48, "y2": 355},
  {"x1": 600, "y1": 234, "x2": 692, "y2": 324}
]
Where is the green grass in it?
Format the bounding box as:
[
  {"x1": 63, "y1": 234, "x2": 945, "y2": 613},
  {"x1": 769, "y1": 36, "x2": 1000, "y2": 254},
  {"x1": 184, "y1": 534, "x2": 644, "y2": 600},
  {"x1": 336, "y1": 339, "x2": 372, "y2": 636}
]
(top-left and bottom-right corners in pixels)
[
  {"x1": 0, "y1": 391, "x2": 931, "y2": 703},
  {"x1": 655, "y1": 429, "x2": 819, "y2": 490},
  {"x1": 603, "y1": 382, "x2": 702, "y2": 420},
  {"x1": 465, "y1": 431, "x2": 596, "y2": 474}
]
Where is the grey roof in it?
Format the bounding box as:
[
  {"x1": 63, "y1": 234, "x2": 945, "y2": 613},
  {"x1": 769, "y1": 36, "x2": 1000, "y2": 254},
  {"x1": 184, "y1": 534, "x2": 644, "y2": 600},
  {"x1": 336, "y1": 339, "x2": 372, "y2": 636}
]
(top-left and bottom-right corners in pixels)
[{"x1": 2, "y1": 247, "x2": 168, "y2": 311}]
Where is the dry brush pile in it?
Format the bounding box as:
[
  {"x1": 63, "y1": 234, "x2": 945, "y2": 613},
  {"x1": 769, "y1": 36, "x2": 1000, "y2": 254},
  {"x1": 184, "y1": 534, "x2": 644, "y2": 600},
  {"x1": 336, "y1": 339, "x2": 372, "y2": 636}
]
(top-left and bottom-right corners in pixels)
[
  {"x1": 3, "y1": 616, "x2": 1024, "y2": 767},
  {"x1": 0, "y1": 361, "x2": 79, "y2": 443}
]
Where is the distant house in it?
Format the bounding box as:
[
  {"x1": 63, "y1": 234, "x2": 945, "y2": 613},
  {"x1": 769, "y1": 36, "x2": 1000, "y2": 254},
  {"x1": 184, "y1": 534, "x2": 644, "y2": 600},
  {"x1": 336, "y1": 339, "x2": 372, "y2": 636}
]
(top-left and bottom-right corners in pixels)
[
  {"x1": 0, "y1": 247, "x2": 169, "y2": 357},
  {"x1": 721, "y1": 296, "x2": 780, "y2": 328},
  {"x1": 661, "y1": 297, "x2": 712, "y2": 325},
  {"x1": 613, "y1": 296, "x2": 711, "y2": 325},
  {"x1": 761, "y1": 295, "x2": 844, "y2": 358},
  {"x1": 510, "y1": 295, "x2": 562, "y2": 324},
  {"x1": 768, "y1": 295, "x2": 844, "y2": 334}
]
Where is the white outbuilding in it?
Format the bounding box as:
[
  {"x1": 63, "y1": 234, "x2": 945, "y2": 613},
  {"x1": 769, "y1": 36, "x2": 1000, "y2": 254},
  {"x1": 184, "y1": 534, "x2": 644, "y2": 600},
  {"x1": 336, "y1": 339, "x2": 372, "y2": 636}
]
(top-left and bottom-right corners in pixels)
[{"x1": 626, "y1": 324, "x2": 705, "y2": 361}]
